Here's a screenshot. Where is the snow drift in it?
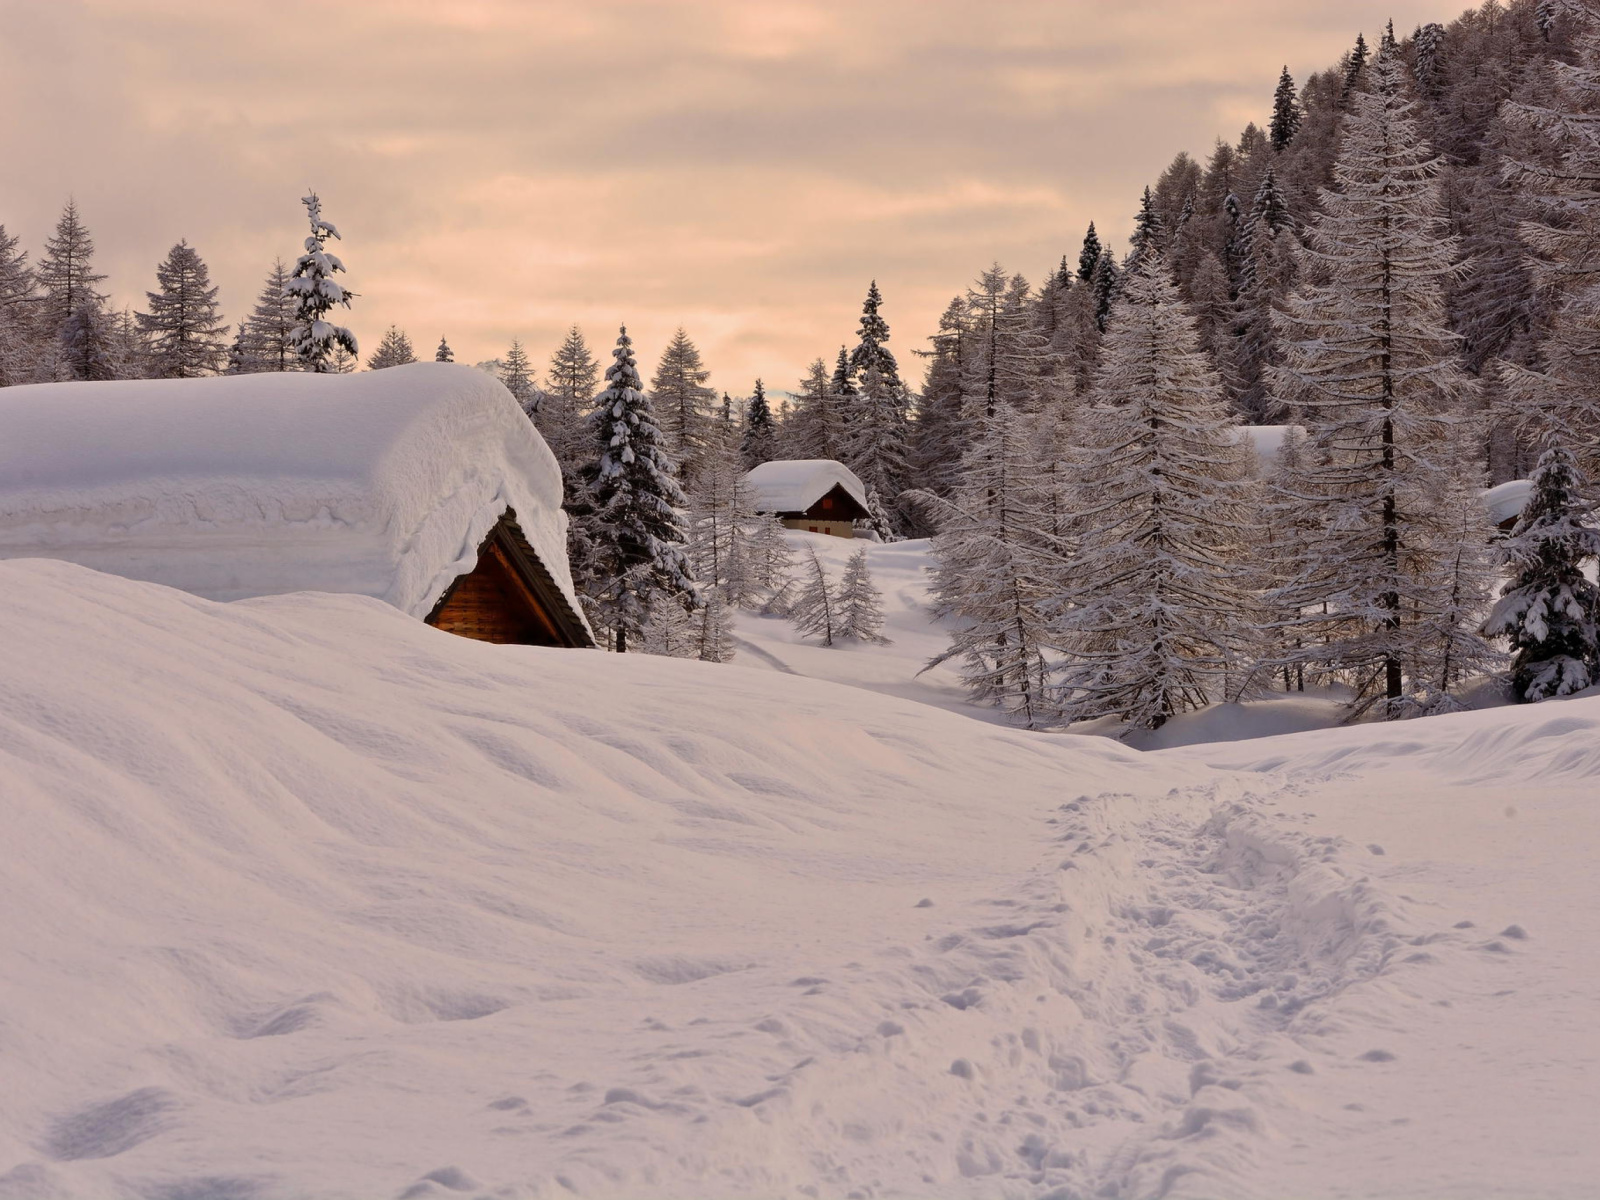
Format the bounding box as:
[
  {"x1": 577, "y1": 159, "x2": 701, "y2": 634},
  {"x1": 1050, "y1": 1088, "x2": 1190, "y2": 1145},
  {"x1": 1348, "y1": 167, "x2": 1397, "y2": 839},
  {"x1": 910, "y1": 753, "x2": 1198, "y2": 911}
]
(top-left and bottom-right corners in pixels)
[
  {"x1": 0, "y1": 363, "x2": 581, "y2": 623},
  {"x1": 2, "y1": 559, "x2": 1595, "y2": 1199}
]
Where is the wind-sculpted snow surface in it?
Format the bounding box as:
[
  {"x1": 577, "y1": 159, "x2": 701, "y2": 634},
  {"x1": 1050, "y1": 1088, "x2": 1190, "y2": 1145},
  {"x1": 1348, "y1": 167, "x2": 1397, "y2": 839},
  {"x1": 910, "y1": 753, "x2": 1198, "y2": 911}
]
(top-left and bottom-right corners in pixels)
[{"x1": 0, "y1": 559, "x2": 1594, "y2": 1198}]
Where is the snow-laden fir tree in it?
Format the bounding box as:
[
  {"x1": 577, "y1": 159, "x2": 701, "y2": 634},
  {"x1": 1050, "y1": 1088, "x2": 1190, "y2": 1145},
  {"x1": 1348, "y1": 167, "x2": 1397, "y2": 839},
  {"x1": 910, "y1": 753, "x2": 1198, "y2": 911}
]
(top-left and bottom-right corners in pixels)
[
  {"x1": 651, "y1": 328, "x2": 718, "y2": 491},
  {"x1": 842, "y1": 365, "x2": 909, "y2": 528},
  {"x1": 908, "y1": 297, "x2": 970, "y2": 504},
  {"x1": 1230, "y1": 167, "x2": 1296, "y2": 421},
  {"x1": 692, "y1": 588, "x2": 737, "y2": 663},
  {"x1": 836, "y1": 547, "x2": 889, "y2": 643},
  {"x1": 1053, "y1": 253, "x2": 1253, "y2": 733},
  {"x1": 640, "y1": 600, "x2": 697, "y2": 658},
  {"x1": 741, "y1": 378, "x2": 778, "y2": 467},
  {"x1": 583, "y1": 325, "x2": 697, "y2": 653},
  {"x1": 1090, "y1": 250, "x2": 1120, "y2": 332},
  {"x1": 1077, "y1": 222, "x2": 1102, "y2": 282},
  {"x1": 746, "y1": 512, "x2": 796, "y2": 599},
  {"x1": 0, "y1": 224, "x2": 37, "y2": 387},
  {"x1": 136, "y1": 241, "x2": 229, "y2": 378},
  {"x1": 1125, "y1": 187, "x2": 1164, "y2": 270},
  {"x1": 435, "y1": 335, "x2": 454, "y2": 363},
  {"x1": 36, "y1": 200, "x2": 106, "y2": 334},
  {"x1": 57, "y1": 304, "x2": 117, "y2": 382},
  {"x1": 1483, "y1": 446, "x2": 1600, "y2": 702},
  {"x1": 848, "y1": 280, "x2": 900, "y2": 386},
  {"x1": 921, "y1": 404, "x2": 1070, "y2": 728},
  {"x1": 786, "y1": 357, "x2": 844, "y2": 461},
  {"x1": 286, "y1": 192, "x2": 357, "y2": 373},
  {"x1": 1268, "y1": 47, "x2": 1492, "y2": 716},
  {"x1": 1500, "y1": 16, "x2": 1600, "y2": 480},
  {"x1": 236, "y1": 260, "x2": 300, "y2": 373},
  {"x1": 499, "y1": 338, "x2": 540, "y2": 414},
  {"x1": 789, "y1": 547, "x2": 839, "y2": 647},
  {"x1": 1271, "y1": 67, "x2": 1302, "y2": 151},
  {"x1": 367, "y1": 325, "x2": 417, "y2": 370},
  {"x1": 960, "y1": 265, "x2": 1048, "y2": 417},
  {"x1": 541, "y1": 325, "x2": 599, "y2": 490},
  {"x1": 687, "y1": 412, "x2": 759, "y2": 610}
]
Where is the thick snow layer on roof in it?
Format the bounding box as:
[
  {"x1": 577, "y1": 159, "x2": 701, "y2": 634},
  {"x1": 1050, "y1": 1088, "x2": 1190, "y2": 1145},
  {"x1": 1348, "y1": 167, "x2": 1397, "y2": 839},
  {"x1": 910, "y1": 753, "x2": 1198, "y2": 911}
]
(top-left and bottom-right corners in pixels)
[
  {"x1": 1482, "y1": 478, "x2": 1533, "y2": 525},
  {"x1": 744, "y1": 457, "x2": 869, "y2": 514},
  {"x1": 5, "y1": 557, "x2": 1598, "y2": 1198},
  {"x1": 0, "y1": 362, "x2": 585, "y2": 625}
]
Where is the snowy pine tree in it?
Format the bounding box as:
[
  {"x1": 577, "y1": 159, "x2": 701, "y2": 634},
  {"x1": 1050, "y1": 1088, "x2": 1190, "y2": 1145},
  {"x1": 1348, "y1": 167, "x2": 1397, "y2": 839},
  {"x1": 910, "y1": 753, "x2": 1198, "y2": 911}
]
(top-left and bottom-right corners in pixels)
[
  {"x1": 848, "y1": 279, "x2": 900, "y2": 386},
  {"x1": 789, "y1": 547, "x2": 839, "y2": 647},
  {"x1": 36, "y1": 200, "x2": 106, "y2": 333},
  {"x1": 367, "y1": 325, "x2": 417, "y2": 370},
  {"x1": 583, "y1": 325, "x2": 697, "y2": 652},
  {"x1": 135, "y1": 241, "x2": 229, "y2": 378},
  {"x1": 1271, "y1": 66, "x2": 1302, "y2": 150},
  {"x1": 1484, "y1": 446, "x2": 1600, "y2": 702},
  {"x1": 922, "y1": 404, "x2": 1069, "y2": 728},
  {"x1": 499, "y1": 339, "x2": 540, "y2": 414},
  {"x1": 741, "y1": 378, "x2": 778, "y2": 467},
  {"x1": 1269, "y1": 48, "x2": 1493, "y2": 715},
  {"x1": 541, "y1": 325, "x2": 599, "y2": 491},
  {"x1": 435, "y1": 335, "x2": 454, "y2": 363},
  {"x1": 836, "y1": 547, "x2": 889, "y2": 643},
  {"x1": 786, "y1": 357, "x2": 844, "y2": 461},
  {"x1": 651, "y1": 328, "x2": 718, "y2": 490},
  {"x1": 1054, "y1": 253, "x2": 1253, "y2": 733},
  {"x1": 237, "y1": 260, "x2": 300, "y2": 373},
  {"x1": 0, "y1": 224, "x2": 37, "y2": 387},
  {"x1": 286, "y1": 192, "x2": 357, "y2": 373}
]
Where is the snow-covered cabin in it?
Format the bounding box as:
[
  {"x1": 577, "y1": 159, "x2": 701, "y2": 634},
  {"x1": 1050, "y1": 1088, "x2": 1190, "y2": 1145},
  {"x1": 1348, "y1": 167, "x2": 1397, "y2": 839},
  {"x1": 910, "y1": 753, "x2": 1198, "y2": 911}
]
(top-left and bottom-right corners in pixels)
[
  {"x1": 743, "y1": 459, "x2": 870, "y2": 538},
  {"x1": 1482, "y1": 478, "x2": 1533, "y2": 532},
  {"x1": 0, "y1": 363, "x2": 594, "y2": 648}
]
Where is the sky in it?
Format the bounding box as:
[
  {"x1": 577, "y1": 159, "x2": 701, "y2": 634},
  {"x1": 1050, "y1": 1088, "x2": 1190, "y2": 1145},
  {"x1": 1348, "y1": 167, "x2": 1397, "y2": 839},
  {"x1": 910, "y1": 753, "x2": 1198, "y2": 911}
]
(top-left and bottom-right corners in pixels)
[{"x1": 1, "y1": 0, "x2": 1464, "y2": 397}]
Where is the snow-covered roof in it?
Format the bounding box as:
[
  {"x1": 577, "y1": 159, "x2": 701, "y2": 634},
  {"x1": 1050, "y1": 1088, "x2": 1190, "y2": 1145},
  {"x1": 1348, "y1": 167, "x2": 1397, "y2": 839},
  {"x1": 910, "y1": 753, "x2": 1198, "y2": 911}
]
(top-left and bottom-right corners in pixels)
[
  {"x1": 743, "y1": 459, "x2": 870, "y2": 515},
  {"x1": 0, "y1": 363, "x2": 588, "y2": 630},
  {"x1": 1482, "y1": 478, "x2": 1532, "y2": 526}
]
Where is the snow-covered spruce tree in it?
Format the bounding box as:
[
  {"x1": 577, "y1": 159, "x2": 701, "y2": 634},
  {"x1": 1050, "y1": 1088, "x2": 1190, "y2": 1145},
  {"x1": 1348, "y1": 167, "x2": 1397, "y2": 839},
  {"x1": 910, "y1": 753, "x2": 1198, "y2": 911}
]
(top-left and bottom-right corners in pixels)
[
  {"x1": 435, "y1": 335, "x2": 454, "y2": 363},
  {"x1": 1500, "y1": 16, "x2": 1600, "y2": 480},
  {"x1": 692, "y1": 588, "x2": 737, "y2": 663},
  {"x1": 836, "y1": 547, "x2": 889, "y2": 644},
  {"x1": 651, "y1": 328, "x2": 718, "y2": 491},
  {"x1": 286, "y1": 193, "x2": 357, "y2": 373},
  {"x1": 908, "y1": 296, "x2": 970, "y2": 505},
  {"x1": 1271, "y1": 66, "x2": 1302, "y2": 151},
  {"x1": 499, "y1": 338, "x2": 541, "y2": 414},
  {"x1": 57, "y1": 303, "x2": 118, "y2": 382},
  {"x1": 1484, "y1": 446, "x2": 1600, "y2": 702},
  {"x1": 0, "y1": 224, "x2": 37, "y2": 387},
  {"x1": 921, "y1": 403, "x2": 1070, "y2": 728},
  {"x1": 1053, "y1": 253, "x2": 1253, "y2": 733},
  {"x1": 1124, "y1": 187, "x2": 1165, "y2": 270},
  {"x1": 1090, "y1": 250, "x2": 1120, "y2": 332},
  {"x1": 583, "y1": 325, "x2": 697, "y2": 653},
  {"x1": 367, "y1": 325, "x2": 417, "y2": 370},
  {"x1": 36, "y1": 200, "x2": 106, "y2": 333},
  {"x1": 746, "y1": 512, "x2": 796, "y2": 597},
  {"x1": 1077, "y1": 222, "x2": 1102, "y2": 282},
  {"x1": 741, "y1": 378, "x2": 778, "y2": 467},
  {"x1": 1269, "y1": 48, "x2": 1493, "y2": 716},
  {"x1": 843, "y1": 365, "x2": 909, "y2": 529},
  {"x1": 541, "y1": 325, "x2": 600, "y2": 492},
  {"x1": 136, "y1": 241, "x2": 229, "y2": 378},
  {"x1": 848, "y1": 279, "x2": 900, "y2": 386},
  {"x1": 1230, "y1": 167, "x2": 1296, "y2": 422},
  {"x1": 786, "y1": 357, "x2": 844, "y2": 461},
  {"x1": 237, "y1": 260, "x2": 300, "y2": 373},
  {"x1": 789, "y1": 547, "x2": 839, "y2": 647}
]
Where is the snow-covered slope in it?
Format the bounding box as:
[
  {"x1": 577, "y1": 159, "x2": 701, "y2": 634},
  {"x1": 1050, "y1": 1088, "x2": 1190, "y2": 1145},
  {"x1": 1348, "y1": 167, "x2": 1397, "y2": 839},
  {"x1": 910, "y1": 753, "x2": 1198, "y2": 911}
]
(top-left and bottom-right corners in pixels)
[{"x1": 2, "y1": 558, "x2": 1596, "y2": 1199}]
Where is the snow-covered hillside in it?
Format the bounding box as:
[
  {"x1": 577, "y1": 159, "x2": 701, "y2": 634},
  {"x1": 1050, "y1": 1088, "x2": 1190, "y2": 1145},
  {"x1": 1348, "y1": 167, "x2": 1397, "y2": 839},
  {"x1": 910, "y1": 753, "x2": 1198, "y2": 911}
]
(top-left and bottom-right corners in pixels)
[{"x1": 2, "y1": 558, "x2": 1596, "y2": 1199}]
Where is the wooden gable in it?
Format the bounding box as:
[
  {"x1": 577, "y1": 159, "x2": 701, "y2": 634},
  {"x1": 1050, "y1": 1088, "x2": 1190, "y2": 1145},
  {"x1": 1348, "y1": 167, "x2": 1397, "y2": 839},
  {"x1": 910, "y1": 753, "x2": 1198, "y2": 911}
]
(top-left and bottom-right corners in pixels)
[
  {"x1": 425, "y1": 509, "x2": 593, "y2": 648},
  {"x1": 801, "y1": 483, "x2": 869, "y2": 523}
]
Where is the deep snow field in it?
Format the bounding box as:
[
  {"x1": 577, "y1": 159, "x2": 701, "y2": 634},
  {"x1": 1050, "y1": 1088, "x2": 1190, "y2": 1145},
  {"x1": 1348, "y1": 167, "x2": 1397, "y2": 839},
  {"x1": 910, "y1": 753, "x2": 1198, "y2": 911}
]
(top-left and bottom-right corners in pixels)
[{"x1": 2, "y1": 548, "x2": 1597, "y2": 1199}]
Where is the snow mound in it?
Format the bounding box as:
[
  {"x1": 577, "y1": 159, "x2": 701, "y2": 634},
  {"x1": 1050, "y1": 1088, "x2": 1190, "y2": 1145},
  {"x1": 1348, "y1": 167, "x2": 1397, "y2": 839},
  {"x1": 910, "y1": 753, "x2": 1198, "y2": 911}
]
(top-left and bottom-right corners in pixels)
[
  {"x1": 4, "y1": 560, "x2": 1596, "y2": 1198},
  {"x1": 1482, "y1": 477, "x2": 1533, "y2": 527},
  {"x1": 744, "y1": 458, "x2": 869, "y2": 514},
  {"x1": 0, "y1": 363, "x2": 580, "y2": 622}
]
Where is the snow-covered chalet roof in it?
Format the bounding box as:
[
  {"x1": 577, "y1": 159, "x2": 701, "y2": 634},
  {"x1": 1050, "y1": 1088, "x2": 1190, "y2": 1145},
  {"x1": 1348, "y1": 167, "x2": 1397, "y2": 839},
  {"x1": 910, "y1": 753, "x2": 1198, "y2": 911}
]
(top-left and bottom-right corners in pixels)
[
  {"x1": 1482, "y1": 478, "x2": 1532, "y2": 527},
  {"x1": 743, "y1": 459, "x2": 870, "y2": 516},
  {"x1": 0, "y1": 362, "x2": 588, "y2": 630}
]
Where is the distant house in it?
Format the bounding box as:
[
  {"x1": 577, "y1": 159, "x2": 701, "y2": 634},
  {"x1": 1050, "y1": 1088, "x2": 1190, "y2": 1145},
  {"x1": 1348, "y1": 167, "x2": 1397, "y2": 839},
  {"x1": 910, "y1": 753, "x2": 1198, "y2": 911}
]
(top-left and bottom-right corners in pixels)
[
  {"x1": 0, "y1": 363, "x2": 593, "y2": 648},
  {"x1": 744, "y1": 459, "x2": 871, "y2": 538},
  {"x1": 1482, "y1": 478, "x2": 1532, "y2": 533}
]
